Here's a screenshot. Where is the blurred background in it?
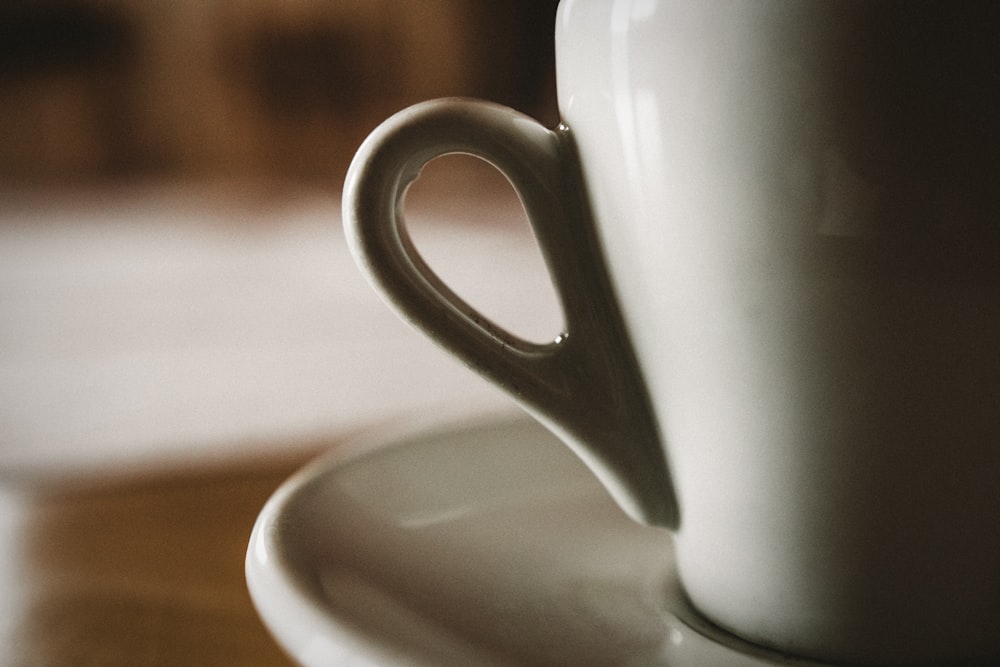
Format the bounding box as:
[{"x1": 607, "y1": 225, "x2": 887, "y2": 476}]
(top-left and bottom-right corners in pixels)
[
  {"x1": 0, "y1": 0, "x2": 563, "y2": 480},
  {"x1": 0, "y1": 0, "x2": 558, "y2": 186},
  {"x1": 0, "y1": 3, "x2": 561, "y2": 664}
]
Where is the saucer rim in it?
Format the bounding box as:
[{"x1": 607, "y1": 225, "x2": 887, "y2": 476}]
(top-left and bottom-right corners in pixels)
[
  {"x1": 246, "y1": 409, "x2": 529, "y2": 666},
  {"x1": 246, "y1": 410, "x2": 829, "y2": 667}
]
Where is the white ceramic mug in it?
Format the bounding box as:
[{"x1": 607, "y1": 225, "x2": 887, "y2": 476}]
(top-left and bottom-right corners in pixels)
[{"x1": 344, "y1": 1, "x2": 1000, "y2": 664}]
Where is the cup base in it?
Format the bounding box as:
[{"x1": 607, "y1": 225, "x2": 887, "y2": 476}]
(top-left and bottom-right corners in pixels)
[{"x1": 682, "y1": 586, "x2": 1000, "y2": 667}]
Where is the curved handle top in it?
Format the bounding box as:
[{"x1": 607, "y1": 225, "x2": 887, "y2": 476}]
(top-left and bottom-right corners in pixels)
[{"x1": 343, "y1": 98, "x2": 676, "y2": 528}]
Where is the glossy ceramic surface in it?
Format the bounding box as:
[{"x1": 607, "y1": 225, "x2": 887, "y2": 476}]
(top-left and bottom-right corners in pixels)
[
  {"x1": 556, "y1": 2, "x2": 1000, "y2": 661},
  {"x1": 246, "y1": 415, "x2": 824, "y2": 667},
  {"x1": 344, "y1": 1, "x2": 1000, "y2": 662},
  {"x1": 343, "y1": 99, "x2": 674, "y2": 528}
]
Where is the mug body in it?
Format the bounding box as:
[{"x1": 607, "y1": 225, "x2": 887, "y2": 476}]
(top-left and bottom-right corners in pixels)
[{"x1": 557, "y1": 0, "x2": 1000, "y2": 662}]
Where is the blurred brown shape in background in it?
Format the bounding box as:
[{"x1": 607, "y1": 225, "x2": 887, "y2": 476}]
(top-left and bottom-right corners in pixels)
[{"x1": 0, "y1": 0, "x2": 559, "y2": 187}]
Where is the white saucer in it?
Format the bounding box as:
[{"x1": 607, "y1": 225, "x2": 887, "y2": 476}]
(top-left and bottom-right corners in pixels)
[{"x1": 246, "y1": 414, "x2": 826, "y2": 666}]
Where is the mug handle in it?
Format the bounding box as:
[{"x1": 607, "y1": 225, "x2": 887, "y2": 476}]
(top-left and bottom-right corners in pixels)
[{"x1": 344, "y1": 98, "x2": 676, "y2": 528}]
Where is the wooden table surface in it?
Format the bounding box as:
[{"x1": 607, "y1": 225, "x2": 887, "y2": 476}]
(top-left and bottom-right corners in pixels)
[{"x1": 4, "y1": 458, "x2": 306, "y2": 666}]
